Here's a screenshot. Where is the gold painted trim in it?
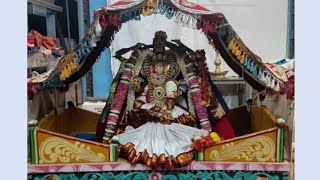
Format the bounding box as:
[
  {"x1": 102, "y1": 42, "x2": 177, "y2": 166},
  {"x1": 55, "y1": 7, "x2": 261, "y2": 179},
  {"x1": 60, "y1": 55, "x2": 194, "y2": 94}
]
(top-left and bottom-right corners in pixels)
[{"x1": 39, "y1": 137, "x2": 105, "y2": 164}]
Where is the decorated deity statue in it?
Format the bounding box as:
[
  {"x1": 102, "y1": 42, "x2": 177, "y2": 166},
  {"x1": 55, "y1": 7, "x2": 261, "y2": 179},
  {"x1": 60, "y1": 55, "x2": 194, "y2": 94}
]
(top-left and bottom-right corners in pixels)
[{"x1": 96, "y1": 31, "x2": 236, "y2": 168}]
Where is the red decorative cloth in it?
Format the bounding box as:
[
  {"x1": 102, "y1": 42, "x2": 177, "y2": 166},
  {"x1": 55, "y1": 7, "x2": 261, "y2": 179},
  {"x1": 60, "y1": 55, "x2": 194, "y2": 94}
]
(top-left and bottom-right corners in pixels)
[
  {"x1": 211, "y1": 116, "x2": 235, "y2": 140},
  {"x1": 28, "y1": 30, "x2": 57, "y2": 50},
  {"x1": 177, "y1": 0, "x2": 209, "y2": 11},
  {"x1": 110, "y1": 0, "x2": 135, "y2": 7}
]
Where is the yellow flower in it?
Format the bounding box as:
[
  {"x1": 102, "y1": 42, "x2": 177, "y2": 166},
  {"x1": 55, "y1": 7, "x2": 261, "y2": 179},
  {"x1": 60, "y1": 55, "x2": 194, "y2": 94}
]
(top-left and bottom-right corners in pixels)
[{"x1": 209, "y1": 132, "x2": 221, "y2": 143}]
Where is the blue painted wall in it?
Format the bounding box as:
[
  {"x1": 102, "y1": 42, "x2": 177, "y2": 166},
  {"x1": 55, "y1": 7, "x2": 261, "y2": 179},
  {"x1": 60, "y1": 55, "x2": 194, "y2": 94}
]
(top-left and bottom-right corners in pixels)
[{"x1": 89, "y1": 0, "x2": 112, "y2": 98}]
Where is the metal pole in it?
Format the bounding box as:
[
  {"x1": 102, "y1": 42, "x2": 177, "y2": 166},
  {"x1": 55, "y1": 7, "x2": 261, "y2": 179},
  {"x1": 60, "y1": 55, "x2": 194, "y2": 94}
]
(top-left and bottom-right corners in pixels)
[
  {"x1": 65, "y1": 0, "x2": 71, "y2": 51},
  {"x1": 77, "y1": 0, "x2": 88, "y2": 103},
  {"x1": 286, "y1": 0, "x2": 294, "y2": 59}
]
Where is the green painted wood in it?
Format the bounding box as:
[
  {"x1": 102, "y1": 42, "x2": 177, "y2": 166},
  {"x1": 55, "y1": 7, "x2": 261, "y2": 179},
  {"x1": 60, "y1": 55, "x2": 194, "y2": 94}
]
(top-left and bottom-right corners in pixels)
[
  {"x1": 28, "y1": 120, "x2": 38, "y2": 164},
  {"x1": 277, "y1": 128, "x2": 282, "y2": 162},
  {"x1": 280, "y1": 128, "x2": 285, "y2": 162},
  {"x1": 196, "y1": 151, "x2": 204, "y2": 161},
  {"x1": 28, "y1": 170, "x2": 289, "y2": 180},
  {"x1": 110, "y1": 136, "x2": 119, "y2": 162}
]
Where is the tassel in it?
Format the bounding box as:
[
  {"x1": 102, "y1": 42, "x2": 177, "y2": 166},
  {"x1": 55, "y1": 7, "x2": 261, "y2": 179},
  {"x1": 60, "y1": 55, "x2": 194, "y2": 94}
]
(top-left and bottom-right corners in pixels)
[
  {"x1": 133, "y1": 10, "x2": 141, "y2": 20},
  {"x1": 252, "y1": 65, "x2": 258, "y2": 76},
  {"x1": 266, "y1": 76, "x2": 272, "y2": 88},
  {"x1": 185, "y1": 17, "x2": 191, "y2": 28},
  {"x1": 208, "y1": 21, "x2": 216, "y2": 33},
  {"x1": 165, "y1": 8, "x2": 174, "y2": 19},
  {"x1": 75, "y1": 53, "x2": 80, "y2": 62},
  {"x1": 243, "y1": 57, "x2": 248, "y2": 67},
  {"x1": 77, "y1": 50, "x2": 83, "y2": 60},
  {"x1": 269, "y1": 77, "x2": 275, "y2": 89},
  {"x1": 265, "y1": 74, "x2": 270, "y2": 86},
  {"x1": 218, "y1": 26, "x2": 226, "y2": 37},
  {"x1": 202, "y1": 21, "x2": 209, "y2": 32},
  {"x1": 78, "y1": 50, "x2": 83, "y2": 61},
  {"x1": 85, "y1": 40, "x2": 92, "y2": 53},
  {"x1": 65, "y1": 67, "x2": 70, "y2": 79},
  {"x1": 127, "y1": 12, "x2": 132, "y2": 21},
  {"x1": 235, "y1": 48, "x2": 242, "y2": 58},
  {"x1": 250, "y1": 62, "x2": 255, "y2": 73},
  {"x1": 158, "y1": 3, "x2": 165, "y2": 14},
  {"x1": 259, "y1": 71, "x2": 266, "y2": 83},
  {"x1": 60, "y1": 69, "x2": 66, "y2": 81},
  {"x1": 176, "y1": 12, "x2": 184, "y2": 24},
  {"x1": 180, "y1": 14, "x2": 188, "y2": 26},
  {"x1": 159, "y1": 4, "x2": 168, "y2": 15},
  {"x1": 91, "y1": 34, "x2": 97, "y2": 47},
  {"x1": 173, "y1": 12, "x2": 180, "y2": 23},
  {"x1": 95, "y1": 22, "x2": 102, "y2": 39},
  {"x1": 239, "y1": 53, "x2": 245, "y2": 64},
  {"x1": 71, "y1": 62, "x2": 77, "y2": 71},
  {"x1": 196, "y1": 19, "x2": 203, "y2": 30},
  {"x1": 256, "y1": 68, "x2": 261, "y2": 77},
  {"x1": 99, "y1": 14, "x2": 107, "y2": 27},
  {"x1": 190, "y1": 18, "x2": 197, "y2": 29},
  {"x1": 274, "y1": 81, "x2": 280, "y2": 92},
  {"x1": 245, "y1": 60, "x2": 251, "y2": 70},
  {"x1": 228, "y1": 38, "x2": 235, "y2": 50},
  {"x1": 81, "y1": 45, "x2": 86, "y2": 56},
  {"x1": 134, "y1": 14, "x2": 141, "y2": 21},
  {"x1": 109, "y1": 14, "x2": 121, "y2": 26},
  {"x1": 231, "y1": 43, "x2": 237, "y2": 54},
  {"x1": 120, "y1": 13, "x2": 127, "y2": 22}
]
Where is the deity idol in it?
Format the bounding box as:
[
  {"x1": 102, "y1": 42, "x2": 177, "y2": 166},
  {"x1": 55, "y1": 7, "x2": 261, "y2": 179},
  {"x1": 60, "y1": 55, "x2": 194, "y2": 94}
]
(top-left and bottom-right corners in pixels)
[{"x1": 96, "y1": 31, "x2": 235, "y2": 168}]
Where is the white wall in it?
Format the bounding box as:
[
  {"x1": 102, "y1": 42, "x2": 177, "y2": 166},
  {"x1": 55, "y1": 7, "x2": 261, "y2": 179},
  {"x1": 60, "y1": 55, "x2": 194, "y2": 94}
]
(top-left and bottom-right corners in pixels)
[{"x1": 108, "y1": 0, "x2": 288, "y2": 77}]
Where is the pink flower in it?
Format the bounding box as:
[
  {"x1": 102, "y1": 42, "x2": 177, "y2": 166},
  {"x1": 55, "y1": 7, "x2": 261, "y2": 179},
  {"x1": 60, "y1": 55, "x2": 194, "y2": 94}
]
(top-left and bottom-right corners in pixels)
[
  {"x1": 105, "y1": 70, "x2": 132, "y2": 125},
  {"x1": 148, "y1": 172, "x2": 162, "y2": 180}
]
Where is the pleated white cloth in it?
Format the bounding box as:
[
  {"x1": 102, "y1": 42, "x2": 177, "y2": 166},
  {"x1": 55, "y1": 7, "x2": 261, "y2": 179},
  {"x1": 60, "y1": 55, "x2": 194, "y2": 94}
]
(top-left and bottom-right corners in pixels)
[{"x1": 118, "y1": 122, "x2": 208, "y2": 157}]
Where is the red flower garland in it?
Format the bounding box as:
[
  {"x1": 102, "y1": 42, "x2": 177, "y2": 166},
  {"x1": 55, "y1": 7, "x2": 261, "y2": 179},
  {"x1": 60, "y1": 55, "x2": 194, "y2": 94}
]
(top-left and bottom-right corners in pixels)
[
  {"x1": 188, "y1": 75, "x2": 212, "y2": 131},
  {"x1": 192, "y1": 136, "x2": 215, "y2": 151},
  {"x1": 196, "y1": 50, "x2": 211, "y2": 106},
  {"x1": 192, "y1": 134, "x2": 224, "y2": 151},
  {"x1": 105, "y1": 68, "x2": 132, "y2": 126}
]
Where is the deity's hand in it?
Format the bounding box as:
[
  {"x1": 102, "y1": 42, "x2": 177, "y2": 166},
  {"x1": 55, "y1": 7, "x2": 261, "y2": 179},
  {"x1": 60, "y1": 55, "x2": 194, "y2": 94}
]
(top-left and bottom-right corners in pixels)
[
  {"x1": 178, "y1": 81, "x2": 188, "y2": 92},
  {"x1": 135, "y1": 43, "x2": 146, "y2": 49},
  {"x1": 211, "y1": 103, "x2": 225, "y2": 119},
  {"x1": 159, "y1": 108, "x2": 174, "y2": 124},
  {"x1": 128, "y1": 110, "x2": 146, "y2": 128},
  {"x1": 166, "y1": 98, "x2": 176, "y2": 110}
]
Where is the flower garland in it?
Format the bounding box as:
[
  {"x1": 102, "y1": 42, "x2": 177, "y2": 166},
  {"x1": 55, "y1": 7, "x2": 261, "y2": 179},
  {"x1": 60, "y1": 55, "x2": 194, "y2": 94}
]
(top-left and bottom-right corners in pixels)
[
  {"x1": 103, "y1": 62, "x2": 135, "y2": 142},
  {"x1": 188, "y1": 75, "x2": 211, "y2": 131},
  {"x1": 179, "y1": 55, "x2": 212, "y2": 132},
  {"x1": 192, "y1": 132, "x2": 222, "y2": 151},
  {"x1": 100, "y1": 59, "x2": 128, "y2": 124},
  {"x1": 195, "y1": 50, "x2": 211, "y2": 107},
  {"x1": 125, "y1": 49, "x2": 151, "y2": 112},
  {"x1": 176, "y1": 54, "x2": 196, "y2": 116}
]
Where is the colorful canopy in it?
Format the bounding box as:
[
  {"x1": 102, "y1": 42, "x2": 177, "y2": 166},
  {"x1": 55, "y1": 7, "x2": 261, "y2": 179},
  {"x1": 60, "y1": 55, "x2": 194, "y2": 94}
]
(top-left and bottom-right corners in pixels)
[{"x1": 38, "y1": 0, "x2": 293, "y2": 94}]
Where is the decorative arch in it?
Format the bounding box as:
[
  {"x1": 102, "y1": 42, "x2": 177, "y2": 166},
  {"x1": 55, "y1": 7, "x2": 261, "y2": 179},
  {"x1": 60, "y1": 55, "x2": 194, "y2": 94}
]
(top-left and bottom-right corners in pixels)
[{"x1": 42, "y1": 0, "x2": 287, "y2": 93}]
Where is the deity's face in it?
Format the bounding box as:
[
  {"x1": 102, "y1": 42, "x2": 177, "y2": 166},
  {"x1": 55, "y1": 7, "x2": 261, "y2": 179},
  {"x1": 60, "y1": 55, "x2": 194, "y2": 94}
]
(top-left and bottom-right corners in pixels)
[
  {"x1": 153, "y1": 31, "x2": 167, "y2": 61},
  {"x1": 155, "y1": 63, "x2": 164, "y2": 75}
]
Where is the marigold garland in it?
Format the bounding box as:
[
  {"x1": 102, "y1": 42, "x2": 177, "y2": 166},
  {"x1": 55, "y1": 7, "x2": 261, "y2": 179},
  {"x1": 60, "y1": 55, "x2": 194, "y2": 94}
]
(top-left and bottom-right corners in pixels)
[{"x1": 192, "y1": 132, "x2": 223, "y2": 151}]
